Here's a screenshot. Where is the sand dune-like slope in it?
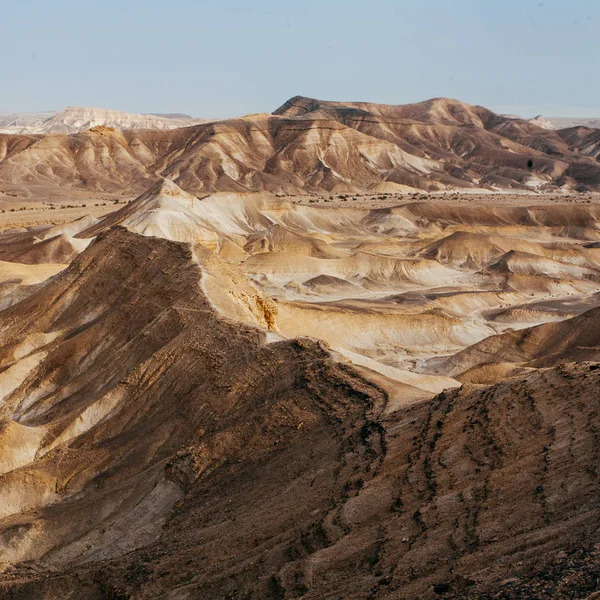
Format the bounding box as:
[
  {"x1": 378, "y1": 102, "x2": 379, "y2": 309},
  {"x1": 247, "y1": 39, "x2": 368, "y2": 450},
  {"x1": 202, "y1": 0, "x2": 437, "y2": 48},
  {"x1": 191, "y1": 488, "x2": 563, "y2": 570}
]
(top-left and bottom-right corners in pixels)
[
  {"x1": 84, "y1": 178, "x2": 222, "y2": 247},
  {"x1": 0, "y1": 260, "x2": 65, "y2": 287},
  {"x1": 244, "y1": 224, "x2": 345, "y2": 258},
  {"x1": 404, "y1": 201, "x2": 600, "y2": 231},
  {"x1": 489, "y1": 249, "x2": 600, "y2": 280},
  {"x1": 0, "y1": 215, "x2": 99, "y2": 266},
  {"x1": 433, "y1": 305, "x2": 600, "y2": 378},
  {"x1": 243, "y1": 252, "x2": 469, "y2": 288},
  {"x1": 418, "y1": 231, "x2": 588, "y2": 269},
  {"x1": 275, "y1": 300, "x2": 492, "y2": 358},
  {"x1": 303, "y1": 273, "x2": 361, "y2": 293},
  {"x1": 2, "y1": 96, "x2": 600, "y2": 199},
  {"x1": 3, "y1": 234, "x2": 90, "y2": 264},
  {"x1": 558, "y1": 126, "x2": 600, "y2": 160},
  {"x1": 422, "y1": 231, "x2": 507, "y2": 269}
]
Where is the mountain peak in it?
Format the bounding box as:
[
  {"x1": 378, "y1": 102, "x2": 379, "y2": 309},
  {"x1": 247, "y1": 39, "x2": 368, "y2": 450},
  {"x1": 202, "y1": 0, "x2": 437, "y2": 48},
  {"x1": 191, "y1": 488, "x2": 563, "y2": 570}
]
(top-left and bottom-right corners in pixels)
[{"x1": 272, "y1": 96, "x2": 322, "y2": 116}]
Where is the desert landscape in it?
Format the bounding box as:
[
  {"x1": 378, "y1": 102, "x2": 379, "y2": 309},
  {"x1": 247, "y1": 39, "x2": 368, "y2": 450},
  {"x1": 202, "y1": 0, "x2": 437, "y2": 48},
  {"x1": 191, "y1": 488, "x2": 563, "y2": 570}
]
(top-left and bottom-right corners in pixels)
[{"x1": 0, "y1": 94, "x2": 599, "y2": 600}]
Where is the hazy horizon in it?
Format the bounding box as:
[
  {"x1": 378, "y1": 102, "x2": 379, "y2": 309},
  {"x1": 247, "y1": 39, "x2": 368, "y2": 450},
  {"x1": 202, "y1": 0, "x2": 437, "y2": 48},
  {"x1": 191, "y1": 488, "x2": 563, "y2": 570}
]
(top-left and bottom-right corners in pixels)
[
  {"x1": 1, "y1": 99, "x2": 600, "y2": 121},
  {"x1": 1, "y1": 0, "x2": 599, "y2": 119}
]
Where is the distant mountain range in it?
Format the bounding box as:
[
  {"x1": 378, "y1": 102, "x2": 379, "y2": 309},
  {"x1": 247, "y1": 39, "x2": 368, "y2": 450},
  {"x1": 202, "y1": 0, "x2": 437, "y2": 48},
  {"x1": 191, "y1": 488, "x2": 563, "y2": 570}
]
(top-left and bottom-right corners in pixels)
[
  {"x1": 0, "y1": 106, "x2": 210, "y2": 134},
  {"x1": 528, "y1": 115, "x2": 600, "y2": 130},
  {"x1": 1, "y1": 96, "x2": 600, "y2": 197},
  {"x1": 2, "y1": 105, "x2": 599, "y2": 136}
]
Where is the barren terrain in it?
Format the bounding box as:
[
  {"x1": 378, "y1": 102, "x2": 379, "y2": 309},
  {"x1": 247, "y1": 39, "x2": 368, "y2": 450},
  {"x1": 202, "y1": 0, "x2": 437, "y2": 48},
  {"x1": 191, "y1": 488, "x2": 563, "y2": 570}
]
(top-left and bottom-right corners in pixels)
[
  {"x1": 2, "y1": 96, "x2": 600, "y2": 204},
  {"x1": 0, "y1": 97, "x2": 600, "y2": 599}
]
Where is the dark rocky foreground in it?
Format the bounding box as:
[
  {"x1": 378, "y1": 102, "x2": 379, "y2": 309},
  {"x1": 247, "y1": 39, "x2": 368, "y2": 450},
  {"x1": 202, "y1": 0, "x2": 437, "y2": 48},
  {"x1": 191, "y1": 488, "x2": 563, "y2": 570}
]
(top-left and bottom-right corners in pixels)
[{"x1": 0, "y1": 229, "x2": 598, "y2": 598}]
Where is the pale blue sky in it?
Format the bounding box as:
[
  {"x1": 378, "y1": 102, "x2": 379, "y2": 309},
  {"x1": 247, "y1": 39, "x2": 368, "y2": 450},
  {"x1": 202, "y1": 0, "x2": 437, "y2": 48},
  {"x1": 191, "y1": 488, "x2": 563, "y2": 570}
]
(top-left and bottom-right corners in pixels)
[{"x1": 1, "y1": 0, "x2": 598, "y2": 118}]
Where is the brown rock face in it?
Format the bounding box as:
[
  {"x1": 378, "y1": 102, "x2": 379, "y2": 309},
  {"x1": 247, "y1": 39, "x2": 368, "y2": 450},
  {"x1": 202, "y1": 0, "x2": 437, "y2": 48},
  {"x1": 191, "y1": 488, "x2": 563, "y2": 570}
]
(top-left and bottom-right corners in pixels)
[
  {"x1": 0, "y1": 228, "x2": 386, "y2": 597},
  {"x1": 0, "y1": 225, "x2": 599, "y2": 599}
]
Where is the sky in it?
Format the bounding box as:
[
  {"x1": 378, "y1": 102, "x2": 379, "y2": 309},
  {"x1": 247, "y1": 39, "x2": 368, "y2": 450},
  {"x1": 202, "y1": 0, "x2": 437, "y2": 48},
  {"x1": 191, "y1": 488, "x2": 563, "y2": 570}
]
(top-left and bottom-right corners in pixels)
[{"x1": 1, "y1": 0, "x2": 599, "y2": 118}]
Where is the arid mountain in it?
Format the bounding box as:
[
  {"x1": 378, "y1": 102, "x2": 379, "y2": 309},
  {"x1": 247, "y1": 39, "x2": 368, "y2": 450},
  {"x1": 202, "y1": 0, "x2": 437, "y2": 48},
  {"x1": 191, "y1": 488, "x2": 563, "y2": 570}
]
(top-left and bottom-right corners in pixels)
[
  {"x1": 557, "y1": 126, "x2": 600, "y2": 161},
  {"x1": 529, "y1": 115, "x2": 600, "y2": 130},
  {"x1": 1, "y1": 133, "x2": 600, "y2": 596},
  {"x1": 0, "y1": 225, "x2": 599, "y2": 598},
  {"x1": 430, "y1": 304, "x2": 600, "y2": 380},
  {"x1": 0, "y1": 226, "x2": 385, "y2": 596},
  {"x1": 3, "y1": 179, "x2": 600, "y2": 379},
  {"x1": 0, "y1": 110, "x2": 55, "y2": 133},
  {"x1": 0, "y1": 106, "x2": 208, "y2": 135},
  {"x1": 2, "y1": 96, "x2": 600, "y2": 200}
]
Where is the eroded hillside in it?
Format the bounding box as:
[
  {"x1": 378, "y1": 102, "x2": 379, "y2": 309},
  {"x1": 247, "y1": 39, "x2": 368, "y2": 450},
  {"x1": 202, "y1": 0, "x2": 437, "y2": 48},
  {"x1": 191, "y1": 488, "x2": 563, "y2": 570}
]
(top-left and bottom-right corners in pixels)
[
  {"x1": 0, "y1": 178, "x2": 600, "y2": 598},
  {"x1": 2, "y1": 96, "x2": 600, "y2": 201}
]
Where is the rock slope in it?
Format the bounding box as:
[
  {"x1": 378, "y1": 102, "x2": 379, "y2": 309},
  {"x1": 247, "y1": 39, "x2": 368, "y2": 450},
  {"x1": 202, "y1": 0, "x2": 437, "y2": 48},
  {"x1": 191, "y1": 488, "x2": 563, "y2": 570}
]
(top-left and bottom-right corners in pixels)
[
  {"x1": 1, "y1": 181, "x2": 600, "y2": 597},
  {"x1": 0, "y1": 238, "x2": 598, "y2": 599}
]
